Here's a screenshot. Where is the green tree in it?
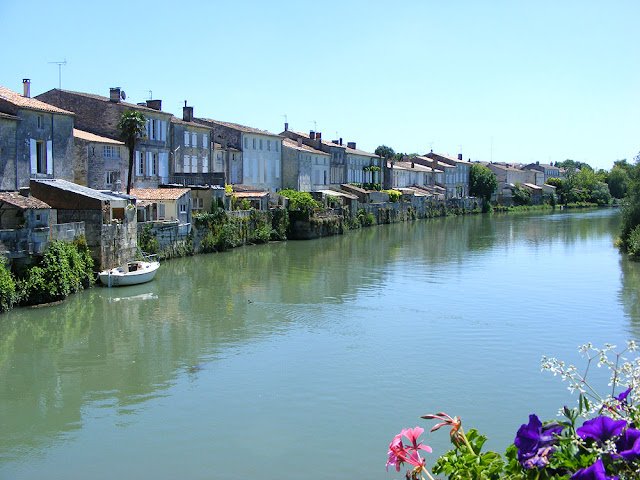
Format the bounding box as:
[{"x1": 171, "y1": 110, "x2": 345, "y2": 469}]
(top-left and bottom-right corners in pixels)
[
  {"x1": 375, "y1": 145, "x2": 396, "y2": 160},
  {"x1": 607, "y1": 166, "x2": 630, "y2": 199},
  {"x1": 117, "y1": 110, "x2": 147, "y2": 194},
  {"x1": 469, "y1": 164, "x2": 497, "y2": 204},
  {"x1": 511, "y1": 184, "x2": 531, "y2": 206}
]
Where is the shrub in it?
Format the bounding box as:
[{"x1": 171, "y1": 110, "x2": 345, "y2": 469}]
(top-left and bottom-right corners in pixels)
[
  {"x1": 0, "y1": 258, "x2": 16, "y2": 312},
  {"x1": 139, "y1": 224, "x2": 159, "y2": 254},
  {"x1": 384, "y1": 189, "x2": 402, "y2": 203},
  {"x1": 279, "y1": 189, "x2": 320, "y2": 210}
]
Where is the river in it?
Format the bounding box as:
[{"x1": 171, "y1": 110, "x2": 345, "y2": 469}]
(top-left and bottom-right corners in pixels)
[{"x1": 0, "y1": 208, "x2": 638, "y2": 479}]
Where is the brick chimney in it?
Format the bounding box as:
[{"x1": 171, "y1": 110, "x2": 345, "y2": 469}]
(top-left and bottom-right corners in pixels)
[
  {"x1": 284, "y1": 122, "x2": 289, "y2": 131},
  {"x1": 146, "y1": 99, "x2": 162, "y2": 111},
  {"x1": 310, "y1": 131, "x2": 315, "y2": 140},
  {"x1": 347, "y1": 142, "x2": 356, "y2": 149},
  {"x1": 458, "y1": 153, "x2": 463, "y2": 160},
  {"x1": 110, "y1": 87, "x2": 121, "y2": 102},
  {"x1": 22, "y1": 79, "x2": 30, "y2": 98},
  {"x1": 183, "y1": 105, "x2": 193, "y2": 122}
]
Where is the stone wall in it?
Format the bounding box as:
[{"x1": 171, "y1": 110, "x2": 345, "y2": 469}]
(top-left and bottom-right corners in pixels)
[
  {"x1": 0, "y1": 117, "x2": 18, "y2": 190},
  {"x1": 50, "y1": 222, "x2": 85, "y2": 242}
]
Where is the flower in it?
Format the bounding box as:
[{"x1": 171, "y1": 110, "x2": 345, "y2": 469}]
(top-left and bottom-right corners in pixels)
[
  {"x1": 514, "y1": 414, "x2": 564, "y2": 468},
  {"x1": 577, "y1": 416, "x2": 627, "y2": 444},
  {"x1": 385, "y1": 427, "x2": 432, "y2": 472},
  {"x1": 615, "y1": 427, "x2": 640, "y2": 461},
  {"x1": 421, "y1": 412, "x2": 462, "y2": 443},
  {"x1": 569, "y1": 458, "x2": 618, "y2": 480}
]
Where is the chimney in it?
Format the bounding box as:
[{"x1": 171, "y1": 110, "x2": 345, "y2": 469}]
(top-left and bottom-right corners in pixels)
[
  {"x1": 284, "y1": 122, "x2": 289, "y2": 131},
  {"x1": 316, "y1": 132, "x2": 322, "y2": 141},
  {"x1": 183, "y1": 105, "x2": 193, "y2": 122},
  {"x1": 19, "y1": 187, "x2": 30, "y2": 197},
  {"x1": 146, "y1": 99, "x2": 162, "y2": 111},
  {"x1": 297, "y1": 138, "x2": 302, "y2": 147},
  {"x1": 411, "y1": 162, "x2": 415, "y2": 169},
  {"x1": 458, "y1": 153, "x2": 462, "y2": 161},
  {"x1": 310, "y1": 131, "x2": 315, "y2": 140},
  {"x1": 339, "y1": 138, "x2": 342, "y2": 146},
  {"x1": 347, "y1": 141, "x2": 356, "y2": 149},
  {"x1": 110, "y1": 87, "x2": 121, "y2": 102},
  {"x1": 22, "y1": 79, "x2": 30, "y2": 98}
]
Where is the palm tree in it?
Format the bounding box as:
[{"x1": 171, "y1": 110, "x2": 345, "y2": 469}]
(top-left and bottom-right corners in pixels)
[{"x1": 117, "y1": 110, "x2": 146, "y2": 194}]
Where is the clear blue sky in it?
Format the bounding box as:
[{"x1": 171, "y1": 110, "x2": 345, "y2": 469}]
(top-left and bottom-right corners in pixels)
[{"x1": 1, "y1": 0, "x2": 637, "y2": 170}]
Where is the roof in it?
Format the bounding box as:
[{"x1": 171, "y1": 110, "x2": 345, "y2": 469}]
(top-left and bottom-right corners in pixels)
[
  {"x1": 523, "y1": 183, "x2": 543, "y2": 191},
  {"x1": 0, "y1": 86, "x2": 74, "y2": 115},
  {"x1": 427, "y1": 152, "x2": 470, "y2": 164},
  {"x1": 213, "y1": 142, "x2": 241, "y2": 152},
  {"x1": 282, "y1": 138, "x2": 330, "y2": 155},
  {"x1": 43, "y1": 89, "x2": 172, "y2": 116},
  {"x1": 284, "y1": 130, "x2": 377, "y2": 157},
  {"x1": 316, "y1": 189, "x2": 358, "y2": 200},
  {"x1": 0, "y1": 192, "x2": 50, "y2": 209},
  {"x1": 31, "y1": 179, "x2": 130, "y2": 201},
  {"x1": 130, "y1": 188, "x2": 191, "y2": 201},
  {"x1": 0, "y1": 112, "x2": 20, "y2": 121},
  {"x1": 171, "y1": 116, "x2": 211, "y2": 130},
  {"x1": 195, "y1": 118, "x2": 282, "y2": 138},
  {"x1": 74, "y1": 128, "x2": 124, "y2": 145},
  {"x1": 388, "y1": 160, "x2": 437, "y2": 173},
  {"x1": 232, "y1": 191, "x2": 269, "y2": 198}
]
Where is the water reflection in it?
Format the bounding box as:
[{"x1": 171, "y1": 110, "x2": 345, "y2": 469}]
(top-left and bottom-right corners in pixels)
[{"x1": 0, "y1": 208, "x2": 632, "y2": 477}]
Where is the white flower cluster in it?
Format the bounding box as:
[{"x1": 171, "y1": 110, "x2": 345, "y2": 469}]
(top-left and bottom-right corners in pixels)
[{"x1": 541, "y1": 341, "x2": 639, "y2": 418}]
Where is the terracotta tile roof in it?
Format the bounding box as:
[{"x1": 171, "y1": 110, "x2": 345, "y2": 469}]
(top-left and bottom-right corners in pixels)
[
  {"x1": 0, "y1": 192, "x2": 50, "y2": 210},
  {"x1": 195, "y1": 118, "x2": 283, "y2": 138},
  {"x1": 282, "y1": 138, "x2": 330, "y2": 155},
  {"x1": 130, "y1": 188, "x2": 191, "y2": 201},
  {"x1": 0, "y1": 86, "x2": 74, "y2": 115},
  {"x1": 73, "y1": 128, "x2": 124, "y2": 145},
  {"x1": 213, "y1": 142, "x2": 241, "y2": 152},
  {"x1": 388, "y1": 161, "x2": 437, "y2": 173}
]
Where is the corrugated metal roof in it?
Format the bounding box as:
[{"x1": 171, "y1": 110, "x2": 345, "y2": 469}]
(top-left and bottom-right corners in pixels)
[{"x1": 32, "y1": 179, "x2": 128, "y2": 201}]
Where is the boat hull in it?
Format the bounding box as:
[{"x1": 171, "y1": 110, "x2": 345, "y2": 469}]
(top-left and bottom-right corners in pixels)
[{"x1": 98, "y1": 261, "x2": 160, "y2": 287}]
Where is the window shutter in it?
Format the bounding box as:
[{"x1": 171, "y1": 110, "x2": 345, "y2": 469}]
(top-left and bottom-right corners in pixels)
[
  {"x1": 147, "y1": 152, "x2": 152, "y2": 176},
  {"x1": 137, "y1": 151, "x2": 143, "y2": 175},
  {"x1": 192, "y1": 155, "x2": 197, "y2": 173},
  {"x1": 184, "y1": 131, "x2": 189, "y2": 146},
  {"x1": 30, "y1": 139, "x2": 37, "y2": 173},
  {"x1": 275, "y1": 156, "x2": 280, "y2": 179},
  {"x1": 46, "y1": 140, "x2": 53, "y2": 174},
  {"x1": 184, "y1": 155, "x2": 190, "y2": 173},
  {"x1": 146, "y1": 120, "x2": 150, "y2": 139},
  {"x1": 202, "y1": 134, "x2": 208, "y2": 149},
  {"x1": 202, "y1": 154, "x2": 208, "y2": 173},
  {"x1": 161, "y1": 121, "x2": 166, "y2": 142},
  {"x1": 192, "y1": 132, "x2": 197, "y2": 148}
]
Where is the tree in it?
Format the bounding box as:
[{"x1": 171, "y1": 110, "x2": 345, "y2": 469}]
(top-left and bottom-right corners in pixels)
[
  {"x1": 469, "y1": 164, "x2": 497, "y2": 205},
  {"x1": 607, "y1": 166, "x2": 630, "y2": 199},
  {"x1": 375, "y1": 145, "x2": 396, "y2": 160},
  {"x1": 511, "y1": 184, "x2": 531, "y2": 206},
  {"x1": 117, "y1": 110, "x2": 147, "y2": 194}
]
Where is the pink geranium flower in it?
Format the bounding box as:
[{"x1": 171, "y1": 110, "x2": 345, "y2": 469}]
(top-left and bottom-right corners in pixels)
[{"x1": 386, "y1": 427, "x2": 432, "y2": 472}]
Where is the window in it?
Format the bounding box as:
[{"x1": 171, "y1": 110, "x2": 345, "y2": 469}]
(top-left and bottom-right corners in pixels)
[
  {"x1": 202, "y1": 134, "x2": 208, "y2": 149},
  {"x1": 252, "y1": 138, "x2": 256, "y2": 149},
  {"x1": 192, "y1": 132, "x2": 197, "y2": 148},
  {"x1": 180, "y1": 203, "x2": 187, "y2": 213},
  {"x1": 275, "y1": 142, "x2": 279, "y2": 152},
  {"x1": 36, "y1": 141, "x2": 46, "y2": 173},
  {"x1": 137, "y1": 151, "x2": 144, "y2": 175},
  {"x1": 184, "y1": 131, "x2": 190, "y2": 146},
  {"x1": 267, "y1": 140, "x2": 271, "y2": 151},
  {"x1": 37, "y1": 115, "x2": 43, "y2": 129},
  {"x1": 202, "y1": 154, "x2": 208, "y2": 173},
  {"x1": 103, "y1": 145, "x2": 121, "y2": 158},
  {"x1": 244, "y1": 137, "x2": 248, "y2": 149},
  {"x1": 184, "y1": 155, "x2": 190, "y2": 173},
  {"x1": 105, "y1": 171, "x2": 116, "y2": 186},
  {"x1": 152, "y1": 153, "x2": 158, "y2": 176},
  {"x1": 259, "y1": 139, "x2": 263, "y2": 150}
]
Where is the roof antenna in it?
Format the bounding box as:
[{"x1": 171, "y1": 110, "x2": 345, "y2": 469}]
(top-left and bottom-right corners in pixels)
[{"x1": 48, "y1": 58, "x2": 67, "y2": 89}]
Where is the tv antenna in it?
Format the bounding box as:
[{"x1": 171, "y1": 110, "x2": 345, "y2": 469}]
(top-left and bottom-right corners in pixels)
[
  {"x1": 310, "y1": 120, "x2": 317, "y2": 132},
  {"x1": 48, "y1": 59, "x2": 67, "y2": 89}
]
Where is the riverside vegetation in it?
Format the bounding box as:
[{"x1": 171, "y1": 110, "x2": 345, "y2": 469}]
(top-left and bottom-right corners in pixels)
[
  {"x1": 388, "y1": 342, "x2": 640, "y2": 480},
  {"x1": 0, "y1": 238, "x2": 94, "y2": 312}
]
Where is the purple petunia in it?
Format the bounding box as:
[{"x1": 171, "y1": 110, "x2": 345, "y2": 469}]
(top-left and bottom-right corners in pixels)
[
  {"x1": 569, "y1": 459, "x2": 618, "y2": 480},
  {"x1": 615, "y1": 427, "x2": 640, "y2": 462},
  {"x1": 576, "y1": 416, "x2": 627, "y2": 444},
  {"x1": 515, "y1": 414, "x2": 564, "y2": 469}
]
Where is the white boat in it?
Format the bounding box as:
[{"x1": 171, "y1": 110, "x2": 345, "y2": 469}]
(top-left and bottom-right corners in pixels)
[{"x1": 99, "y1": 256, "x2": 160, "y2": 287}]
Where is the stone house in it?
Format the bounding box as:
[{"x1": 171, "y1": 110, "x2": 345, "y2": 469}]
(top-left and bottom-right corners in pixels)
[
  {"x1": 0, "y1": 191, "x2": 52, "y2": 259},
  {"x1": 0, "y1": 80, "x2": 75, "y2": 190},
  {"x1": 213, "y1": 141, "x2": 242, "y2": 184},
  {"x1": 343, "y1": 141, "x2": 382, "y2": 187},
  {"x1": 424, "y1": 152, "x2": 471, "y2": 197},
  {"x1": 523, "y1": 162, "x2": 561, "y2": 183},
  {"x1": 36, "y1": 87, "x2": 172, "y2": 188},
  {"x1": 169, "y1": 106, "x2": 221, "y2": 186},
  {"x1": 130, "y1": 188, "x2": 191, "y2": 232},
  {"x1": 194, "y1": 117, "x2": 283, "y2": 192},
  {"x1": 29, "y1": 179, "x2": 137, "y2": 269},
  {"x1": 385, "y1": 160, "x2": 442, "y2": 190},
  {"x1": 73, "y1": 128, "x2": 127, "y2": 191},
  {"x1": 412, "y1": 155, "x2": 457, "y2": 198},
  {"x1": 282, "y1": 138, "x2": 331, "y2": 192}
]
